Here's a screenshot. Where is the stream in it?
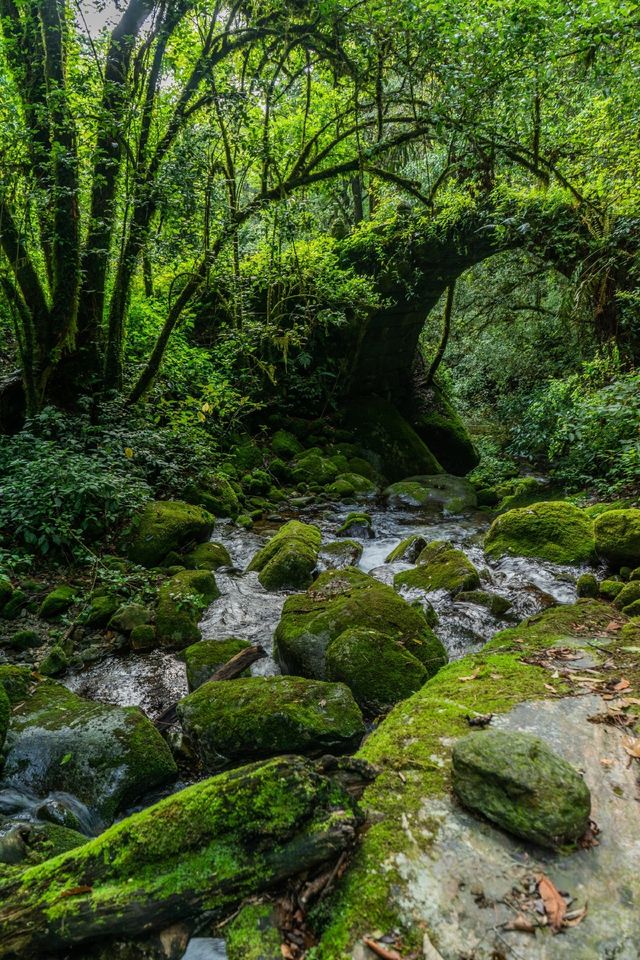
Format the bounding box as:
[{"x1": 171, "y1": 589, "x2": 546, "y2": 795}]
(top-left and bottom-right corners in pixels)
[
  {"x1": 4, "y1": 496, "x2": 585, "y2": 959},
  {"x1": 65, "y1": 496, "x2": 582, "y2": 716}
]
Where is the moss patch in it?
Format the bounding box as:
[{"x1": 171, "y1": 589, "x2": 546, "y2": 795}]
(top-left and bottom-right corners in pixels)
[
  {"x1": 125, "y1": 500, "x2": 215, "y2": 567},
  {"x1": 275, "y1": 568, "x2": 446, "y2": 681},
  {"x1": 595, "y1": 508, "x2": 640, "y2": 568},
  {"x1": 247, "y1": 520, "x2": 321, "y2": 592},
  {"x1": 177, "y1": 675, "x2": 365, "y2": 771},
  {"x1": 182, "y1": 638, "x2": 251, "y2": 690},
  {"x1": 394, "y1": 541, "x2": 480, "y2": 595},
  {"x1": 156, "y1": 569, "x2": 220, "y2": 649},
  {"x1": 485, "y1": 501, "x2": 595, "y2": 564}
]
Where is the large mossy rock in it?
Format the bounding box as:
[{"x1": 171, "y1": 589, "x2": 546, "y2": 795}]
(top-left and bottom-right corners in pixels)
[
  {"x1": 274, "y1": 568, "x2": 446, "y2": 681},
  {"x1": 0, "y1": 819, "x2": 87, "y2": 870},
  {"x1": 485, "y1": 598, "x2": 622, "y2": 654},
  {"x1": 156, "y1": 569, "x2": 220, "y2": 649},
  {"x1": 452, "y1": 730, "x2": 591, "y2": 848},
  {"x1": 177, "y1": 675, "x2": 365, "y2": 770},
  {"x1": 182, "y1": 542, "x2": 231, "y2": 571},
  {"x1": 125, "y1": 501, "x2": 215, "y2": 567},
  {"x1": 38, "y1": 585, "x2": 75, "y2": 620},
  {"x1": 484, "y1": 501, "x2": 595, "y2": 565},
  {"x1": 594, "y1": 508, "x2": 640, "y2": 569},
  {"x1": 0, "y1": 756, "x2": 366, "y2": 959},
  {"x1": 247, "y1": 520, "x2": 321, "y2": 591},
  {"x1": 291, "y1": 449, "x2": 340, "y2": 486},
  {"x1": 0, "y1": 674, "x2": 177, "y2": 826},
  {"x1": 413, "y1": 385, "x2": 480, "y2": 476},
  {"x1": 395, "y1": 541, "x2": 480, "y2": 595},
  {"x1": 325, "y1": 627, "x2": 430, "y2": 713},
  {"x1": 185, "y1": 473, "x2": 240, "y2": 519},
  {"x1": 385, "y1": 474, "x2": 477, "y2": 512},
  {"x1": 345, "y1": 398, "x2": 443, "y2": 483},
  {"x1": 182, "y1": 638, "x2": 251, "y2": 691}
]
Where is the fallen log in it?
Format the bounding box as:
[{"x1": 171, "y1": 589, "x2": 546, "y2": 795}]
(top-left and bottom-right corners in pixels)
[
  {"x1": 155, "y1": 644, "x2": 266, "y2": 727},
  {"x1": 0, "y1": 755, "x2": 372, "y2": 959}
]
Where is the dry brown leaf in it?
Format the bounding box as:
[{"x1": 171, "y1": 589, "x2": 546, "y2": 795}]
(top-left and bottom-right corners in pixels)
[
  {"x1": 58, "y1": 885, "x2": 93, "y2": 898},
  {"x1": 362, "y1": 937, "x2": 404, "y2": 960},
  {"x1": 605, "y1": 620, "x2": 625, "y2": 632},
  {"x1": 544, "y1": 683, "x2": 557, "y2": 693},
  {"x1": 600, "y1": 758, "x2": 614, "y2": 766},
  {"x1": 459, "y1": 669, "x2": 481, "y2": 682},
  {"x1": 564, "y1": 904, "x2": 588, "y2": 927},
  {"x1": 613, "y1": 678, "x2": 631, "y2": 692},
  {"x1": 536, "y1": 873, "x2": 567, "y2": 933},
  {"x1": 621, "y1": 736, "x2": 640, "y2": 758},
  {"x1": 280, "y1": 945, "x2": 296, "y2": 960},
  {"x1": 503, "y1": 913, "x2": 536, "y2": 934}
]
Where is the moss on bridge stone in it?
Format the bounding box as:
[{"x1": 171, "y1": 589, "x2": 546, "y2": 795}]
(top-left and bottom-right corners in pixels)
[{"x1": 345, "y1": 398, "x2": 443, "y2": 483}]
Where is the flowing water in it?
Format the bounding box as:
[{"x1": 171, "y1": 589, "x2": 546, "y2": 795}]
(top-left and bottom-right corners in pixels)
[
  {"x1": 4, "y1": 496, "x2": 586, "y2": 959},
  {"x1": 64, "y1": 497, "x2": 581, "y2": 720}
]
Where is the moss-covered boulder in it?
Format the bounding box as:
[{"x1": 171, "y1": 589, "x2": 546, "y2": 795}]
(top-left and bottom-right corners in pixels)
[
  {"x1": 0, "y1": 819, "x2": 86, "y2": 869},
  {"x1": 452, "y1": 730, "x2": 591, "y2": 848},
  {"x1": 0, "y1": 756, "x2": 365, "y2": 957},
  {"x1": 108, "y1": 603, "x2": 151, "y2": 634},
  {"x1": 485, "y1": 501, "x2": 596, "y2": 564},
  {"x1": 0, "y1": 677, "x2": 176, "y2": 825},
  {"x1": 274, "y1": 568, "x2": 446, "y2": 681},
  {"x1": 345, "y1": 398, "x2": 443, "y2": 482},
  {"x1": 594, "y1": 508, "x2": 640, "y2": 568},
  {"x1": 125, "y1": 501, "x2": 215, "y2": 567},
  {"x1": 182, "y1": 542, "x2": 231, "y2": 570},
  {"x1": 185, "y1": 473, "x2": 240, "y2": 519},
  {"x1": 614, "y1": 580, "x2": 640, "y2": 613},
  {"x1": 577, "y1": 573, "x2": 599, "y2": 598},
  {"x1": 247, "y1": 520, "x2": 321, "y2": 591},
  {"x1": 182, "y1": 638, "x2": 251, "y2": 691},
  {"x1": 456, "y1": 590, "x2": 512, "y2": 617},
  {"x1": 335, "y1": 512, "x2": 373, "y2": 538},
  {"x1": 130, "y1": 624, "x2": 156, "y2": 651},
  {"x1": 83, "y1": 591, "x2": 120, "y2": 628},
  {"x1": 318, "y1": 540, "x2": 363, "y2": 571},
  {"x1": 38, "y1": 585, "x2": 75, "y2": 620},
  {"x1": 156, "y1": 569, "x2": 220, "y2": 649},
  {"x1": 177, "y1": 675, "x2": 365, "y2": 770},
  {"x1": 395, "y1": 541, "x2": 480, "y2": 595},
  {"x1": 325, "y1": 627, "x2": 430, "y2": 713},
  {"x1": 5, "y1": 629, "x2": 44, "y2": 651},
  {"x1": 385, "y1": 535, "x2": 428, "y2": 564},
  {"x1": 413, "y1": 384, "x2": 479, "y2": 476},
  {"x1": 38, "y1": 645, "x2": 68, "y2": 677},
  {"x1": 271, "y1": 429, "x2": 304, "y2": 460},
  {"x1": 599, "y1": 578, "x2": 623, "y2": 601},
  {"x1": 385, "y1": 474, "x2": 477, "y2": 513},
  {"x1": 496, "y1": 476, "x2": 560, "y2": 513},
  {"x1": 291, "y1": 450, "x2": 340, "y2": 486},
  {"x1": 329, "y1": 473, "x2": 376, "y2": 498},
  {"x1": 485, "y1": 598, "x2": 622, "y2": 654}
]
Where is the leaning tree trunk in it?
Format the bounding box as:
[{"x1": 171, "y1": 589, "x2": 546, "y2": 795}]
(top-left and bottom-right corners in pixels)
[{"x1": 0, "y1": 755, "x2": 373, "y2": 959}]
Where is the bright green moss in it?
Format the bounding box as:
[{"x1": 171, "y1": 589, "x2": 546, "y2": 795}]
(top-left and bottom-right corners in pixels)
[
  {"x1": 335, "y1": 512, "x2": 372, "y2": 537},
  {"x1": 484, "y1": 599, "x2": 622, "y2": 655},
  {"x1": 394, "y1": 540, "x2": 480, "y2": 595},
  {"x1": 156, "y1": 569, "x2": 220, "y2": 648},
  {"x1": 384, "y1": 534, "x2": 428, "y2": 563},
  {"x1": 247, "y1": 520, "x2": 321, "y2": 591},
  {"x1": 599, "y1": 578, "x2": 624, "y2": 600},
  {"x1": 615, "y1": 581, "x2": 640, "y2": 611},
  {"x1": 485, "y1": 501, "x2": 595, "y2": 564},
  {"x1": 38, "y1": 586, "x2": 75, "y2": 620},
  {"x1": 384, "y1": 474, "x2": 477, "y2": 511},
  {"x1": 275, "y1": 568, "x2": 446, "y2": 680},
  {"x1": 125, "y1": 500, "x2": 215, "y2": 567},
  {"x1": 177, "y1": 675, "x2": 365, "y2": 770},
  {"x1": 0, "y1": 757, "x2": 359, "y2": 955},
  {"x1": 185, "y1": 473, "x2": 240, "y2": 518},
  {"x1": 225, "y1": 902, "x2": 282, "y2": 960},
  {"x1": 456, "y1": 589, "x2": 512, "y2": 616},
  {"x1": 182, "y1": 637, "x2": 251, "y2": 690},
  {"x1": 325, "y1": 627, "x2": 428, "y2": 713},
  {"x1": 271, "y1": 429, "x2": 304, "y2": 461},
  {"x1": 577, "y1": 573, "x2": 599, "y2": 598},
  {"x1": 182, "y1": 542, "x2": 232, "y2": 570},
  {"x1": 594, "y1": 508, "x2": 640, "y2": 568}
]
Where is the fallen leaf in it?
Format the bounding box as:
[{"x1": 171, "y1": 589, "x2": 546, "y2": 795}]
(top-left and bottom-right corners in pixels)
[
  {"x1": 58, "y1": 886, "x2": 93, "y2": 898},
  {"x1": 362, "y1": 938, "x2": 404, "y2": 960},
  {"x1": 536, "y1": 873, "x2": 567, "y2": 933},
  {"x1": 613, "y1": 678, "x2": 631, "y2": 692},
  {"x1": 459, "y1": 669, "x2": 480, "y2": 682},
  {"x1": 564, "y1": 904, "x2": 588, "y2": 927},
  {"x1": 621, "y1": 736, "x2": 640, "y2": 758},
  {"x1": 605, "y1": 620, "x2": 625, "y2": 632},
  {"x1": 600, "y1": 758, "x2": 614, "y2": 766},
  {"x1": 544, "y1": 683, "x2": 557, "y2": 693},
  {"x1": 503, "y1": 913, "x2": 536, "y2": 933}
]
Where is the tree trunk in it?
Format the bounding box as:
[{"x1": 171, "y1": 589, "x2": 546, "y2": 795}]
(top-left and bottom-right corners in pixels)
[{"x1": 0, "y1": 755, "x2": 373, "y2": 959}]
